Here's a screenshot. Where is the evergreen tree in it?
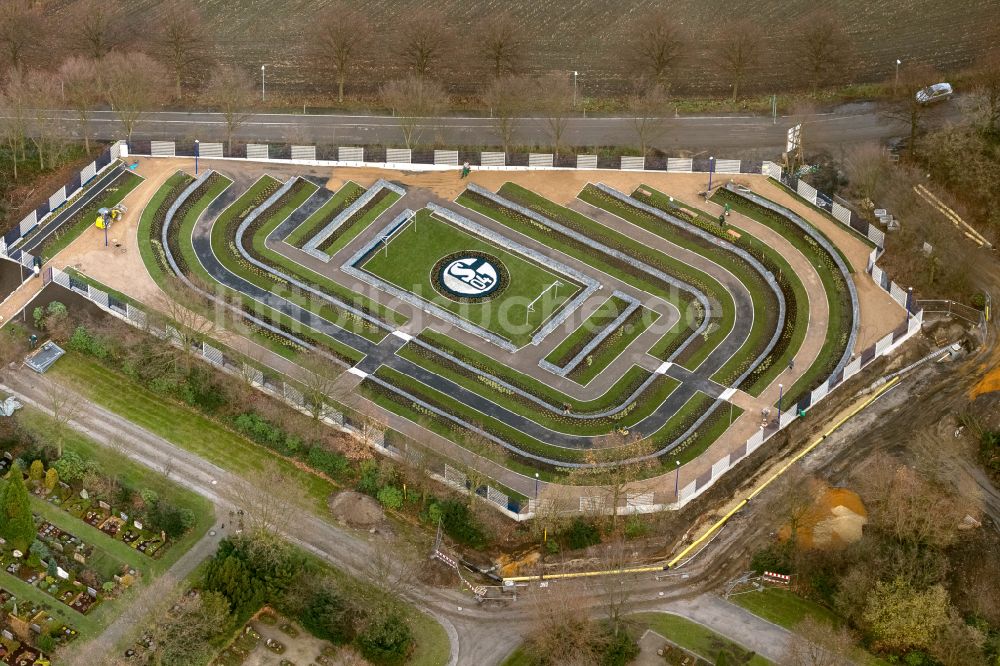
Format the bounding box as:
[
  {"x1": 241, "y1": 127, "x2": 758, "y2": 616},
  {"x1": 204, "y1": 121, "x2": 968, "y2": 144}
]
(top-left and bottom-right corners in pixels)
[
  {"x1": 43, "y1": 468, "x2": 58, "y2": 493},
  {"x1": 1, "y1": 465, "x2": 37, "y2": 551},
  {"x1": 28, "y1": 459, "x2": 44, "y2": 483}
]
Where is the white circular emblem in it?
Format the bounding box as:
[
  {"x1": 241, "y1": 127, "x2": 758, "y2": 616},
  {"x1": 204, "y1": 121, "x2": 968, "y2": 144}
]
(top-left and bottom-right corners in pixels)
[{"x1": 441, "y1": 256, "x2": 500, "y2": 297}]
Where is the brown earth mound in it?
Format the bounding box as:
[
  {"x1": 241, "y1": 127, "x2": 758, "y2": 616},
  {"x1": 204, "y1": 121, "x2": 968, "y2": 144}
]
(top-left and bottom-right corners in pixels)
[{"x1": 327, "y1": 491, "x2": 383, "y2": 527}]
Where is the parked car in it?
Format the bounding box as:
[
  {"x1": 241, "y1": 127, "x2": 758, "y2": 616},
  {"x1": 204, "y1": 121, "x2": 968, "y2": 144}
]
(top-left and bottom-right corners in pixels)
[{"x1": 915, "y1": 82, "x2": 953, "y2": 104}]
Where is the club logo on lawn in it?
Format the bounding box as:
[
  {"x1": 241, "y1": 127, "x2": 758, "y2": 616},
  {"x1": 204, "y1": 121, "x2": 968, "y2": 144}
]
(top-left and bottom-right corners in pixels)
[{"x1": 441, "y1": 256, "x2": 500, "y2": 297}]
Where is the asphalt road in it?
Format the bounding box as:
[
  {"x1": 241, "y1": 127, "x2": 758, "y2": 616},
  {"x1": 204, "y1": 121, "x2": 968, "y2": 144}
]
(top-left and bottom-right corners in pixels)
[{"x1": 43, "y1": 99, "x2": 961, "y2": 158}]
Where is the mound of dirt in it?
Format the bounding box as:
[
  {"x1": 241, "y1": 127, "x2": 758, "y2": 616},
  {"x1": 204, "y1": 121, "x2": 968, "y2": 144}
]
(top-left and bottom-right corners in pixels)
[
  {"x1": 780, "y1": 486, "x2": 868, "y2": 550},
  {"x1": 328, "y1": 491, "x2": 383, "y2": 527}
]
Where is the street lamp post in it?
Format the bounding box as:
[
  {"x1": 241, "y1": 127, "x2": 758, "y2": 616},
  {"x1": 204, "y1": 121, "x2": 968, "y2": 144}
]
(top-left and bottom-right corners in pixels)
[
  {"x1": 534, "y1": 472, "x2": 539, "y2": 499},
  {"x1": 895, "y1": 59, "x2": 902, "y2": 93},
  {"x1": 261, "y1": 65, "x2": 267, "y2": 102},
  {"x1": 707, "y1": 156, "x2": 716, "y2": 192},
  {"x1": 573, "y1": 70, "x2": 579, "y2": 108},
  {"x1": 906, "y1": 287, "x2": 913, "y2": 323},
  {"x1": 194, "y1": 139, "x2": 199, "y2": 175},
  {"x1": 777, "y1": 383, "x2": 784, "y2": 423},
  {"x1": 674, "y1": 460, "x2": 680, "y2": 500}
]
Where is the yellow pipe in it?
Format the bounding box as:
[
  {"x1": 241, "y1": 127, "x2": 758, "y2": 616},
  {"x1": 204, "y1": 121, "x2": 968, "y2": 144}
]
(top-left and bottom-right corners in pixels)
[{"x1": 504, "y1": 376, "x2": 901, "y2": 584}]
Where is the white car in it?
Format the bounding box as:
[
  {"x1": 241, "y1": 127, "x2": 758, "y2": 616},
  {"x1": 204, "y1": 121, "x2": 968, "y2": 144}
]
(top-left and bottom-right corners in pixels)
[{"x1": 915, "y1": 82, "x2": 953, "y2": 104}]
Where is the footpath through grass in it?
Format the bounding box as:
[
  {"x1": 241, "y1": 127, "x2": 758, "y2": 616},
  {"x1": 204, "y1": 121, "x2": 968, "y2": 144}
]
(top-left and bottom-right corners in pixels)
[
  {"x1": 50, "y1": 353, "x2": 338, "y2": 513},
  {"x1": 283, "y1": 180, "x2": 365, "y2": 248},
  {"x1": 631, "y1": 612, "x2": 774, "y2": 665}
]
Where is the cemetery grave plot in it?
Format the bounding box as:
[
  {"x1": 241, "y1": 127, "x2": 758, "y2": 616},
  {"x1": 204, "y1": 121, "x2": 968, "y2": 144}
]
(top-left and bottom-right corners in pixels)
[
  {"x1": 0, "y1": 586, "x2": 79, "y2": 656},
  {"x1": 131, "y1": 164, "x2": 859, "y2": 484},
  {"x1": 213, "y1": 607, "x2": 345, "y2": 666}
]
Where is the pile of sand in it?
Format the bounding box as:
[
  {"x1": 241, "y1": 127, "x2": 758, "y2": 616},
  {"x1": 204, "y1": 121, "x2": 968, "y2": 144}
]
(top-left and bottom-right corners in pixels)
[
  {"x1": 328, "y1": 491, "x2": 383, "y2": 527},
  {"x1": 780, "y1": 486, "x2": 868, "y2": 550}
]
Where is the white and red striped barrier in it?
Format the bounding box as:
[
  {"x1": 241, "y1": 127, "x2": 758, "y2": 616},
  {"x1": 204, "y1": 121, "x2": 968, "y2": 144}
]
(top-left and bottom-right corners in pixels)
[{"x1": 763, "y1": 571, "x2": 791, "y2": 585}]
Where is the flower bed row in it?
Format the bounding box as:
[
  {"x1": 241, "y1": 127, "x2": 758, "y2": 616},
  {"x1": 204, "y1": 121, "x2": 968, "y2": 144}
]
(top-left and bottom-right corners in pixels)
[
  {"x1": 632, "y1": 186, "x2": 805, "y2": 396},
  {"x1": 285, "y1": 181, "x2": 365, "y2": 248},
  {"x1": 458, "y1": 188, "x2": 709, "y2": 364},
  {"x1": 566, "y1": 305, "x2": 654, "y2": 385},
  {"x1": 546, "y1": 295, "x2": 632, "y2": 368},
  {"x1": 164, "y1": 173, "x2": 226, "y2": 278},
  {"x1": 316, "y1": 187, "x2": 395, "y2": 254}
]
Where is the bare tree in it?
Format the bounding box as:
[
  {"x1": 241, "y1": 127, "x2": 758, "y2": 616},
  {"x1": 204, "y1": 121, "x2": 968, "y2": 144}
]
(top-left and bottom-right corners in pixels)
[
  {"x1": 150, "y1": 278, "x2": 220, "y2": 372},
  {"x1": 523, "y1": 582, "x2": 602, "y2": 665},
  {"x1": 68, "y1": 0, "x2": 125, "y2": 59},
  {"x1": 296, "y1": 350, "x2": 344, "y2": 421},
  {"x1": 626, "y1": 81, "x2": 669, "y2": 157},
  {"x1": 880, "y1": 63, "x2": 940, "y2": 158},
  {"x1": 144, "y1": 588, "x2": 232, "y2": 666},
  {"x1": 781, "y1": 616, "x2": 857, "y2": 666},
  {"x1": 595, "y1": 538, "x2": 638, "y2": 639},
  {"x1": 718, "y1": 20, "x2": 762, "y2": 100},
  {"x1": 969, "y1": 50, "x2": 1000, "y2": 134},
  {"x1": 380, "y1": 75, "x2": 449, "y2": 148},
  {"x1": 537, "y1": 72, "x2": 574, "y2": 157},
  {"x1": 152, "y1": 0, "x2": 213, "y2": 98},
  {"x1": 102, "y1": 51, "x2": 167, "y2": 141},
  {"x1": 234, "y1": 468, "x2": 310, "y2": 534},
  {"x1": 59, "y1": 56, "x2": 103, "y2": 153},
  {"x1": 395, "y1": 9, "x2": 453, "y2": 78},
  {"x1": 202, "y1": 64, "x2": 257, "y2": 154},
  {"x1": 0, "y1": 69, "x2": 29, "y2": 181},
  {"x1": 41, "y1": 380, "x2": 81, "y2": 457},
  {"x1": 0, "y1": 0, "x2": 43, "y2": 69},
  {"x1": 571, "y1": 432, "x2": 655, "y2": 532},
  {"x1": 762, "y1": 463, "x2": 821, "y2": 549},
  {"x1": 793, "y1": 10, "x2": 852, "y2": 93},
  {"x1": 310, "y1": 3, "x2": 372, "y2": 104},
  {"x1": 482, "y1": 75, "x2": 531, "y2": 153},
  {"x1": 477, "y1": 11, "x2": 525, "y2": 79},
  {"x1": 25, "y1": 70, "x2": 68, "y2": 172},
  {"x1": 625, "y1": 9, "x2": 687, "y2": 88},
  {"x1": 844, "y1": 142, "x2": 890, "y2": 207}
]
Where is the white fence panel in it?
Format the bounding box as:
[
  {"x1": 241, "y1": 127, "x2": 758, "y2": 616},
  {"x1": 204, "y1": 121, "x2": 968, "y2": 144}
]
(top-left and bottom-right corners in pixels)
[
  {"x1": 714, "y1": 159, "x2": 741, "y2": 174},
  {"x1": 576, "y1": 154, "x2": 598, "y2": 169},
  {"x1": 889, "y1": 283, "x2": 909, "y2": 308},
  {"x1": 199, "y1": 142, "x2": 224, "y2": 158},
  {"x1": 0, "y1": 238, "x2": 6, "y2": 257},
  {"x1": 338, "y1": 146, "x2": 363, "y2": 161},
  {"x1": 627, "y1": 491, "x2": 654, "y2": 508},
  {"x1": 434, "y1": 150, "x2": 459, "y2": 166},
  {"x1": 88, "y1": 286, "x2": 109, "y2": 309},
  {"x1": 875, "y1": 333, "x2": 893, "y2": 356},
  {"x1": 811, "y1": 383, "x2": 829, "y2": 404},
  {"x1": 444, "y1": 464, "x2": 467, "y2": 488},
  {"x1": 761, "y1": 161, "x2": 782, "y2": 180},
  {"x1": 832, "y1": 202, "x2": 853, "y2": 226},
  {"x1": 125, "y1": 302, "x2": 146, "y2": 328},
  {"x1": 678, "y1": 480, "x2": 697, "y2": 502},
  {"x1": 620, "y1": 156, "x2": 645, "y2": 171},
  {"x1": 746, "y1": 429, "x2": 765, "y2": 453},
  {"x1": 49, "y1": 187, "x2": 66, "y2": 211},
  {"x1": 20, "y1": 253, "x2": 33, "y2": 270},
  {"x1": 870, "y1": 264, "x2": 884, "y2": 286},
  {"x1": 386, "y1": 148, "x2": 411, "y2": 163},
  {"x1": 150, "y1": 141, "x2": 175, "y2": 157},
  {"x1": 711, "y1": 456, "x2": 730, "y2": 477},
  {"x1": 283, "y1": 383, "x2": 304, "y2": 406},
  {"x1": 667, "y1": 158, "x2": 693, "y2": 172},
  {"x1": 797, "y1": 180, "x2": 818, "y2": 204},
  {"x1": 243, "y1": 363, "x2": 264, "y2": 386},
  {"x1": 290, "y1": 145, "x2": 315, "y2": 161},
  {"x1": 80, "y1": 162, "x2": 97, "y2": 183},
  {"x1": 528, "y1": 153, "x2": 553, "y2": 168},
  {"x1": 779, "y1": 410, "x2": 796, "y2": 428},
  {"x1": 480, "y1": 151, "x2": 505, "y2": 167},
  {"x1": 868, "y1": 225, "x2": 886, "y2": 247},
  {"x1": 202, "y1": 342, "x2": 224, "y2": 365},
  {"x1": 843, "y1": 356, "x2": 863, "y2": 380},
  {"x1": 579, "y1": 496, "x2": 605, "y2": 512},
  {"x1": 246, "y1": 144, "x2": 269, "y2": 160},
  {"x1": 19, "y1": 211, "x2": 37, "y2": 236},
  {"x1": 52, "y1": 268, "x2": 71, "y2": 288},
  {"x1": 486, "y1": 486, "x2": 508, "y2": 507}
]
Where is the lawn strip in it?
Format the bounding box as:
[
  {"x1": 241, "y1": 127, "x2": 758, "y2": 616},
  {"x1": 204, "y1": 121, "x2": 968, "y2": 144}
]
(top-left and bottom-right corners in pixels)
[
  {"x1": 544, "y1": 294, "x2": 630, "y2": 366},
  {"x1": 283, "y1": 180, "x2": 365, "y2": 248},
  {"x1": 567, "y1": 306, "x2": 659, "y2": 385}
]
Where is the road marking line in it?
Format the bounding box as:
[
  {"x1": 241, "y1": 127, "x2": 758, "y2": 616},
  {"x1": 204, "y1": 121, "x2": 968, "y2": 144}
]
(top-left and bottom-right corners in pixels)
[
  {"x1": 655, "y1": 362, "x2": 672, "y2": 374},
  {"x1": 347, "y1": 367, "x2": 368, "y2": 379}
]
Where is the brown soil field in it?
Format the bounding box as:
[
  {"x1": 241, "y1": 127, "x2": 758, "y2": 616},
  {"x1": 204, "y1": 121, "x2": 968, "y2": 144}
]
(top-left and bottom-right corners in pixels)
[{"x1": 48, "y1": 1, "x2": 1000, "y2": 98}]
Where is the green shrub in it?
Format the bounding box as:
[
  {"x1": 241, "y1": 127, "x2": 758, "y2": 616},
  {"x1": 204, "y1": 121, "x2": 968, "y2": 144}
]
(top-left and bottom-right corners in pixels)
[
  {"x1": 307, "y1": 446, "x2": 349, "y2": 479},
  {"x1": 377, "y1": 486, "x2": 404, "y2": 510},
  {"x1": 562, "y1": 518, "x2": 601, "y2": 550},
  {"x1": 148, "y1": 500, "x2": 196, "y2": 538},
  {"x1": 68, "y1": 326, "x2": 111, "y2": 359},
  {"x1": 357, "y1": 459, "x2": 381, "y2": 496},
  {"x1": 624, "y1": 515, "x2": 649, "y2": 539},
  {"x1": 296, "y1": 586, "x2": 355, "y2": 645},
  {"x1": 436, "y1": 500, "x2": 487, "y2": 549},
  {"x1": 602, "y1": 626, "x2": 639, "y2": 666},
  {"x1": 357, "y1": 611, "x2": 413, "y2": 666},
  {"x1": 750, "y1": 542, "x2": 793, "y2": 575}
]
